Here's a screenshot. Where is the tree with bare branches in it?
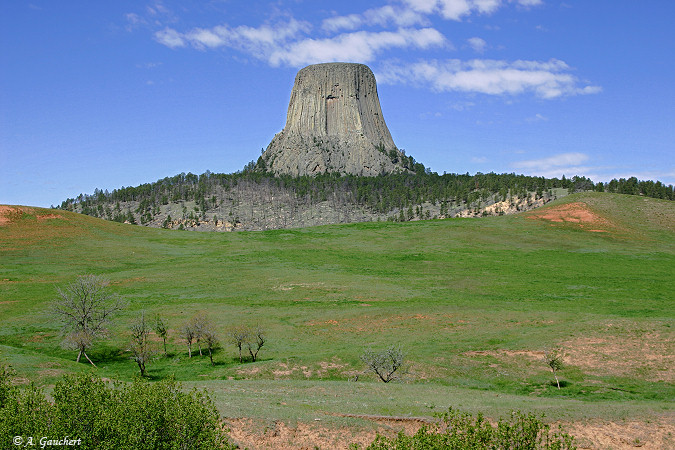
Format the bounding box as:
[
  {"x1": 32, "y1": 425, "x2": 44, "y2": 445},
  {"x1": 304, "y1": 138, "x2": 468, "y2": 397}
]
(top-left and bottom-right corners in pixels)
[
  {"x1": 129, "y1": 311, "x2": 154, "y2": 376},
  {"x1": 201, "y1": 322, "x2": 220, "y2": 366},
  {"x1": 189, "y1": 313, "x2": 209, "y2": 357},
  {"x1": 361, "y1": 346, "x2": 404, "y2": 383},
  {"x1": 154, "y1": 314, "x2": 168, "y2": 356},
  {"x1": 181, "y1": 323, "x2": 195, "y2": 358},
  {"x1": 52, "y1": 275, "x2": 124, "y2": 366},
  {"x1": 247, "y1": 326, "x2": 265, "y2": 362},
  {"x1": 228, "y1": 326, "x2": 249, "y2": 363}
]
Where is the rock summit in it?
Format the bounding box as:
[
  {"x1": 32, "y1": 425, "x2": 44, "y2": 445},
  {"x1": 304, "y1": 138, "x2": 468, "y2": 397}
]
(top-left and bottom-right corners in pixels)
[{"x1": 262, "y1": 63, "x2": 407, "y2": 177}]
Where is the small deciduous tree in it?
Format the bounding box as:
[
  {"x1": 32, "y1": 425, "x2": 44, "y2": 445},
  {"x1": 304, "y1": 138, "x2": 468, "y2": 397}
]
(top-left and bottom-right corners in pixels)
[
  {"x1": 189, "y1": 313, "x2": 209, "y2": 357},
  {"x1": 154, "y1": 314, "x2": 168, "y2": 356},
  {"x1": 51, "y1": 275, "x2": 124, "y2": 366},
  {"x1": 129, "y1": 311, "x2": 154, "y2": 376},
  {"x1": 361, "y1": 346, "x2": 405, "y2": 383},
  {"x1": 228, "y1": 326, "x2": 249, "y2": 363},
  {"x1": 247, "y1": 326, "x2": 265, "y2": 362},
  {"x1": 201, "y1": 323, "x2": 220, "y2": 366},
  {"x1": 544, "y1": 348, "x2": 565, "y2": 389},
  {"x1": 181, "y1": 323, "x2": 195, "y2": 358}
]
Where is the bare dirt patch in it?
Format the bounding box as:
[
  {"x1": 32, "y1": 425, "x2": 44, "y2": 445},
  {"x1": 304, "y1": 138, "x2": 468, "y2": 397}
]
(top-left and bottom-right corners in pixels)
[
  {"x1": 527, "y1": 202, "x2": 614, "y2": 232},
  {"x1": 223, "y1": 415, "x2": 426, "y2": 450},
  {"x1": 568, "y1": 416, "x2": 675, "y2": 450},
  {"x1": 564, "y1": 330, "x2": 674, "y2": 383},
  {"x1": 223, "y1": 414, "x2": 675, "y2": 449},
  {"x1": 236, "y1": 366, "x2": 262, "y2": 377},
  {"x1": 0, "y1": 206, "x2": 22, "y2": 226},
  {"x1": 463, "y1": 328, "x2": 674, "y2": 383}
]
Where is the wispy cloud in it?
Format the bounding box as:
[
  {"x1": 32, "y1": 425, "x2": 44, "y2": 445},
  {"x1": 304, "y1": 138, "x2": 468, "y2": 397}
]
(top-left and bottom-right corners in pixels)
[
  {"x1": 467, "y1": 37, "x2": 487, "y2": 53},
  {"x1": 155, "y1": 27, "x2": 185, "y2": 48},
  {"x1": 378, "y1": 59, "x2": 601, "y2": 98},
  {"x1": 155, "y1": 21, "x2": 446, "y2": 67},
  {"x1": 155, "y1": 18, "x2": 311, "y2": 54},
  {"x1": 148, "y1": 0, "x2": 600, "y2": 100},
  {"x1": 269, "y1": 28, "x2": 446, "y2": 67},
  {"x1": 322, "y1": 5, "x2": 428, "y2": 32},
  {"x1": 401, "y1": 0, "x2": 540, "y2": 21},
  {"x1": 512, "y1": 152, "x2": 592, "y2": 178}
]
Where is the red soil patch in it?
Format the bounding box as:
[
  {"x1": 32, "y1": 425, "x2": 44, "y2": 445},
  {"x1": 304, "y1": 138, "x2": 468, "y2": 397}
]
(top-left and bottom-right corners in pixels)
[
  {"x1": 527, "y1": 202, "x2": 613, "y2": 231},
  {"x1": 0, "y1": 206, "x2": 22, "y2": 226}
]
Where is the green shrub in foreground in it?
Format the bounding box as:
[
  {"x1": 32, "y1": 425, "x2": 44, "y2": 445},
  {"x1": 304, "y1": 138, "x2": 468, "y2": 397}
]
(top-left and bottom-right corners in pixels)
[
  {"x1": 365, "y1": 407, "x2": 576, "y2": 450},
  {"x1": 0, "y1": 367, "x2": 236, "y2": 450}
]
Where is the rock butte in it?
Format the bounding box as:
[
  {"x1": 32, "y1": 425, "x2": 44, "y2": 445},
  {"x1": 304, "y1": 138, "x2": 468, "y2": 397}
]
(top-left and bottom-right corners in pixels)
[{"x1": 262, "y1": 63, "x2": 408, "y2": 177}]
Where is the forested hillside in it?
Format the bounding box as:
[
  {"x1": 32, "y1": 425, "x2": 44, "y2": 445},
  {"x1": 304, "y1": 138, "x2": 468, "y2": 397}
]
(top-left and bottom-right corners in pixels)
[{"x1": 55, "y1": 168, "x2": 673, "y2": 232}]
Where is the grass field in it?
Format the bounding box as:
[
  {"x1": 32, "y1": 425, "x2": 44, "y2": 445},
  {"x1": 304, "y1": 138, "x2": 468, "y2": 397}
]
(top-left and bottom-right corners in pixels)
[{"x1": 1, "y1": 192, "x2": 673, "y2": 447}]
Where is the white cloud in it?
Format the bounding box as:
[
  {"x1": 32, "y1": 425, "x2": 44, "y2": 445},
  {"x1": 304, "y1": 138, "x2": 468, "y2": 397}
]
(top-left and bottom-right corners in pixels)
[
  {"x1": 514, "y1": 152, "x2": 589, "y2": 171},
  {"x1": 514, "y1": 0, "x2": 543, "y2": 6},
  {"x1": 270, "y1": 28, "x2": 446, "y2": 67},
  {"x1": 400, "y1": 0, "x2": 521, "y2": 21},
  {"x1": 471, "y1": 156, "x2": 488, "y2": 163},
  {"x1": 512, "y1": 152, "x2": 593, "y2": 178},
  {"x1": 155, "y1": 19, "x2": 446, "y2": 68},
  {"x1": 322, "y1": 5, "x2": 427, "y2": 32},
  {"x1": 378, "y1": 59, "x2": 601, "y2": 98},
  {"x1": 155, "y1": 18, "x2": 312, "y2": 58},
  {"x1": 322, "y1": 14, "x2": 363, "y2": 33},
  {"x1": 467, "y1": 37, "x2": 487, "y2": 53},
  {"x1": 154, "y1": 27, "x2": 185, "y2": 48}
]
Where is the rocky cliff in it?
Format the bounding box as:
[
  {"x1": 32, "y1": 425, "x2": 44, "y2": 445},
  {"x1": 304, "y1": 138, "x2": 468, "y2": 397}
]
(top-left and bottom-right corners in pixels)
[{"x1": 262, "y1": 63, "x2": 407, "y2": 176}]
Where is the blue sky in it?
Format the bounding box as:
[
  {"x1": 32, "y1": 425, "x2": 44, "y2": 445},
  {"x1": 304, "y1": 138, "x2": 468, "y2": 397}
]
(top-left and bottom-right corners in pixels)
[{"x1": 1, "y1": 1, "x2": 674, "y2": 207}]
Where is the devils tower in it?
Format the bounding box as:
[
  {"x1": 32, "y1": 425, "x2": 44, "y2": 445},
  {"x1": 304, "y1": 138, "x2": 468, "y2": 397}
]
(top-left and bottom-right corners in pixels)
[{"x1": 262, "y1": 63, "x2": 407, "y2": 177}]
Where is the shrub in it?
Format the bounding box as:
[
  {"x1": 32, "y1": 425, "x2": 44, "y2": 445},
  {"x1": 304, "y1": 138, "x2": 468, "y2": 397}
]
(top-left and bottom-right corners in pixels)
[
  {"x1": 0, "y1": 368, "x2": 236, "y2": 450},
  {"x1": 365, "y1": 407, "x2": 576, "y2": 449}
]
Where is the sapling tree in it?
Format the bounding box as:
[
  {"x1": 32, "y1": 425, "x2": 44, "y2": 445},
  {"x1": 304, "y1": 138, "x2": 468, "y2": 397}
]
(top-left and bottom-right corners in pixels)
[
  {"x1": 247, "y1": 326, "x2": 265, "y2": 362},
  {"x1": 544, "y1": 348, "x2": 565, "y2": 389},
  {"x1": 201, "y1": 323, "x2": 220, "y2": 366},
  {"x1": 129, "y1": 311, "x2": 153, "y2": 376},
  {"x1": 361, "y1": 346, "x2": 404, "y2": 383},
  {"x1": 189, "y1": 313, "x2": 209, "y2": 357},
  {"x1": 51, "y1": 275, "x2": 124, "y2": 366},
  {"x1": 181, "y1": 323, "x2": 195, "y2": 358},
  {"x1": 228, "y1": 326, "x2": 249, "y2": 363},
  {"x1": 154, "y1": 314, "x2": 168, "y2": 356}
]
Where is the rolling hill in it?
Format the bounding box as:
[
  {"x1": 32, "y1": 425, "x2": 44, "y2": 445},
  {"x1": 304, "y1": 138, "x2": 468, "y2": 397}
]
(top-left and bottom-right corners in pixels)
[{"x1": 1, "y1": 192, "x2": 673, "y2": 448}]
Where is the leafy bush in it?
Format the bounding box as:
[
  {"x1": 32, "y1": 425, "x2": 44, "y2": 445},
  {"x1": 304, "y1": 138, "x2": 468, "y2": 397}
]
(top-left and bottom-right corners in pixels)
[
  {"x1": 0, "y1": 367, "x2": 236, "y2": 449},
  {"x1": 365, "y1": 407, "x2": 575, "y2": 449}
]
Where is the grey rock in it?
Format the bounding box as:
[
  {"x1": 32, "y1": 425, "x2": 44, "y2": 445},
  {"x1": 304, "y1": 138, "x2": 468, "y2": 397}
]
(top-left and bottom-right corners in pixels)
[{"x1": 263, "y1": 63, "x2": 407, "y2": 177}]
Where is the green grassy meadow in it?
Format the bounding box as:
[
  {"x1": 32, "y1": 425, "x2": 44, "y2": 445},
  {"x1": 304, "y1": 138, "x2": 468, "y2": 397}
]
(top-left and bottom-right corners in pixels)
[{"x1": 1, "y1": 192, "x2": 673, "y2": 426}]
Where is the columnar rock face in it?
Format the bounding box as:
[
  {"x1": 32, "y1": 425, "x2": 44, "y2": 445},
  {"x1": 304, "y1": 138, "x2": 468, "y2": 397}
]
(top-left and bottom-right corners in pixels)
[{"x1": 262, "y1": 63, "x2": 406, "y2": 177}]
